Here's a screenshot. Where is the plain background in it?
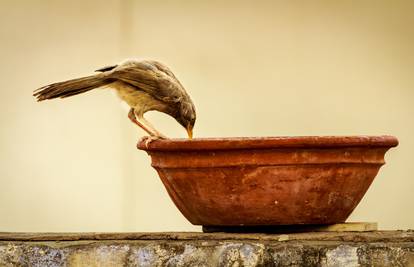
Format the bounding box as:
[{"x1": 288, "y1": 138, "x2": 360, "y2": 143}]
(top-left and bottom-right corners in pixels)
[{"x1": 0, "y1": 0, "x2": 413, "y2": 232}]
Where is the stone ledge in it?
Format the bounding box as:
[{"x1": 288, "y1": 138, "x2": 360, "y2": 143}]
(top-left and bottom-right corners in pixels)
[{"x1": 0, "y1": 231, "x2": 413, "y2": 266}]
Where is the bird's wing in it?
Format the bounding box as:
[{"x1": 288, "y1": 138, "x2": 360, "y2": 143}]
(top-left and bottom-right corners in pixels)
[
  {"x1": 108, "y1": 64, "x2": 185, "y2": 103},
  {"x1": 148, "y1": 60, "x2": 177, "y2": 79},
  {"x1": 95, "y1": 64, "x2": 118, "y2": 72}
]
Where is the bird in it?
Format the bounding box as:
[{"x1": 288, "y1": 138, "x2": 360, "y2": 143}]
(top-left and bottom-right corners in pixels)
[{"x1": 33, "y1": 59, "x2": 196, "y2": 139}]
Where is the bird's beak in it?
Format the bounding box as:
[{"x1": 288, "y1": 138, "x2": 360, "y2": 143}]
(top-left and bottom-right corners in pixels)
[{"x1": 186, "y1": 125, "x2": 193, "y2": 139}]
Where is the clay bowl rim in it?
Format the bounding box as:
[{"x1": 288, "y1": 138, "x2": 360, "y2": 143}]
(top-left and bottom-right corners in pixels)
[{"x1": 137, "y1": 135, "x2": 398, "y2": 151}]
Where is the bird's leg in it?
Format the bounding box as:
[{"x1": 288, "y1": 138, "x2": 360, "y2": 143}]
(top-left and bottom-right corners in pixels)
[
  {"x1": 139, "y1": 116, "x2": 167, "y2": 138},
  {"x1": 128, "y1": 108, "x2": 167, "y2": 147},
  {"x1": 128, "y1": 108, "x2": 155, "y2": 136},
  {"x1": 136, "y1": 114, "x2": 169, "y2": 148}
]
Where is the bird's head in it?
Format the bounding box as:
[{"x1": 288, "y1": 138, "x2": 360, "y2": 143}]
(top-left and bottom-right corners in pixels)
[{"x1": 176, "y1": 101, "x2": 196, "y2": 139}]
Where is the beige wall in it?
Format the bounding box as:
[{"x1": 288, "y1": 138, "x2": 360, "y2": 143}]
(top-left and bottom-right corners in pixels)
[{"x1": 0, "y1": 0, "x2": 413, "y2": 231}]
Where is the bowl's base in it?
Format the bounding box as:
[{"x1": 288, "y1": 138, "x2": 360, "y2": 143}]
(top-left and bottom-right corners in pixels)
[{"x1": 202, "y1": 222, "x2": 377, "y2": 233}]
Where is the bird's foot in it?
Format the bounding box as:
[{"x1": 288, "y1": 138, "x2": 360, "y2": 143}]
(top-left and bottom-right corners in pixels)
[{"x1": 141, "y1": 135, "x2": 166, "y2": 148}]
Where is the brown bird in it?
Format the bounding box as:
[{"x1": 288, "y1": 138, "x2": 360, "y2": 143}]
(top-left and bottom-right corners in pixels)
[{"x1": 33, "y1": 59, "x2": 196, "y2": 139}]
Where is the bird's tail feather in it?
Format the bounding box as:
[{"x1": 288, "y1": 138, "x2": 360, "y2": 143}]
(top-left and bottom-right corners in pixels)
[{"x1": 33, "y1": 74, "x2": 110, "y2": 101}]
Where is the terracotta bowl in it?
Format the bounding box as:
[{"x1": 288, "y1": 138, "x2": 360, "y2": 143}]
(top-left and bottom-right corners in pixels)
[{"x1": 138, "y1": 136, "x2": 398, "y2": 226}]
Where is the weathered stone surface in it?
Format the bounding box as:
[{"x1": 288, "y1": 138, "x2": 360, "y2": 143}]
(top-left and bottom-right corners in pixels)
[{"x1": 0, "y1": 231, "x2": 413, "y2": 266}]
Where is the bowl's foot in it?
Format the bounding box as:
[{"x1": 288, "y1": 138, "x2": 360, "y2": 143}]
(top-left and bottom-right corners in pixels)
[{"x1": 202, "y1": 222, "x2": 377, "y2": 233}]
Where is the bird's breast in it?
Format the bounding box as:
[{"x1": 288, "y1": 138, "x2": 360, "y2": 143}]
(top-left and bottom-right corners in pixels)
[{"x1": 110, "y1": 81, "x2": 167, "y2": 115}]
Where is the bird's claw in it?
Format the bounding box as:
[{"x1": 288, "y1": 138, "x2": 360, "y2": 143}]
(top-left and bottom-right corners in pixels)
[{"x1": 142, "y1": 135, "x2": 166, "y2": 148}]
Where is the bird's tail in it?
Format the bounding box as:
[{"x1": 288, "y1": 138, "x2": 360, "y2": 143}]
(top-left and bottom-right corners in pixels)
[{"x1": 33, "y1": 74, "x2": 110, "y2": 101}]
